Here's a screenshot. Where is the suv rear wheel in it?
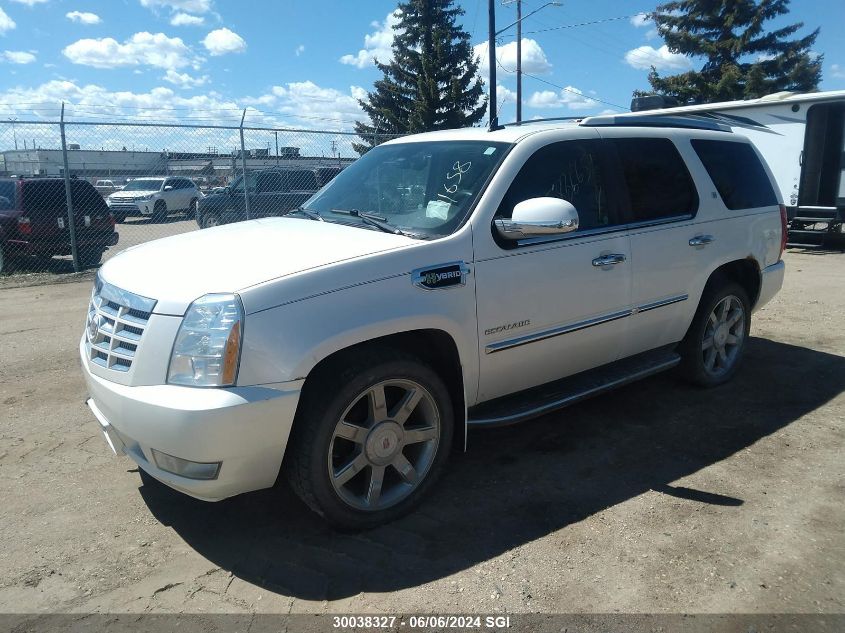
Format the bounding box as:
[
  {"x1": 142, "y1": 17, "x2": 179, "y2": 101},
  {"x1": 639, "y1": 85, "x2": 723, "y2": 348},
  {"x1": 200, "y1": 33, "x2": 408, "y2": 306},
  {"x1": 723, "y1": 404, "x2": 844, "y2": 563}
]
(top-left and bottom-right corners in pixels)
[
  {"x1": 186, "y1": 198, "x2": 198, "y2": 220},
  {"x1": 679, "y1": 281, "x2": 751, "y2": 387},
  {"x1": 286, "y1": 349, "x2": 454, "y2": 530}
]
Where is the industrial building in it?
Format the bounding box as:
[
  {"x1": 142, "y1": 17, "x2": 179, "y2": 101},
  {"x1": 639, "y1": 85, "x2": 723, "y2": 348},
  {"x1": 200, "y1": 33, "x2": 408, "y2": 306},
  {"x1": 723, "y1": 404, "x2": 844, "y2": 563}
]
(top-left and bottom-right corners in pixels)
[{"x1": 0, "y1": 146, "x2": 352, "y2": 186}]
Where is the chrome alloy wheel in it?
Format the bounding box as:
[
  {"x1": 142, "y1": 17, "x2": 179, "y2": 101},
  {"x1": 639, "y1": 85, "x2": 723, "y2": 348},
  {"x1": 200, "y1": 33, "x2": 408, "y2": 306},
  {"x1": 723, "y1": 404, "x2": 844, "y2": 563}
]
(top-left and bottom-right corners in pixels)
[
  {"x1": 328, "y1": 379, "x2": 440, "y2": 512},
  {"x1": 701, "y1": 294, "x2": 746, "y2": 377}
]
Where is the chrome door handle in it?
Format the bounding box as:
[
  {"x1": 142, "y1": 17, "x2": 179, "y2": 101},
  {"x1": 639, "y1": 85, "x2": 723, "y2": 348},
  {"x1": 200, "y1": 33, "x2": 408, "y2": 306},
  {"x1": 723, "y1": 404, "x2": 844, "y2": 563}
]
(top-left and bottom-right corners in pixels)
[
  {"x1": 592, "y1": 253, "x2": 626, "y2": 267},
  {"x1": 689, "y1": 234, "x2": 715, "y2": 247}
]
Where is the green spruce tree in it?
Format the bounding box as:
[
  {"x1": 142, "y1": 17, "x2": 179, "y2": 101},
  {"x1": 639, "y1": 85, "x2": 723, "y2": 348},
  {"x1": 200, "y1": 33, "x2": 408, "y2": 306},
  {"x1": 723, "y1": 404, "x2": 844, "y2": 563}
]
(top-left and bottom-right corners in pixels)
[
  {"x1": 640, "y1": 0, "x2": 821, "y2": 103},
  {"x1": 353, "y1": 0, "x2": 486, "y2": 154}
]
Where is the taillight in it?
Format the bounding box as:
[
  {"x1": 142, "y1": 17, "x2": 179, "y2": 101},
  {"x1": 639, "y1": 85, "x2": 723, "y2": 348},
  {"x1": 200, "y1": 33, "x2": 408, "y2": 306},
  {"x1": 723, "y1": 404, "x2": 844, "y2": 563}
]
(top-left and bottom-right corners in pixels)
[
  {"x1": 779, "y1": 204, "x2": 788, "y2": 259},
  {"x1": 17, "y1": 216, "x2": 31, "y2": 235},
  {"x1": 107, "y1": 212, "x2": 115, "y2": 227}
]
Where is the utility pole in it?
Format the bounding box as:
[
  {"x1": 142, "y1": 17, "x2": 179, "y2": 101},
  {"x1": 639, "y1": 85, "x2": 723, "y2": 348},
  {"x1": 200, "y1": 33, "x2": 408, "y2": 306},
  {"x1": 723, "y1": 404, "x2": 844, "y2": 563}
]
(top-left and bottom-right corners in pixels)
[
  {"x1": 516, "y1": 0, "x2": 522, "y2": 123},
  {"x1": 488, "y1": 0, "x2": 498, "y2": 131},
  {"x1": 499, "y1": 1, "x2": 559, "y2": 124}
]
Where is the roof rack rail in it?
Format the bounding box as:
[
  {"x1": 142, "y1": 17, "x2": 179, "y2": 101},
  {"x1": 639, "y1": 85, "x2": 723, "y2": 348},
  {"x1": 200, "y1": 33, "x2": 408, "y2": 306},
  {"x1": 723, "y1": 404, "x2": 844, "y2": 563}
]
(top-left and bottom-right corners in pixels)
[
  {"x1": 502, "y1": 116, "x2": 583, "y2": 128},
  {"x1": 580, "y1": 113, "x2": 732, "y2": 133}
]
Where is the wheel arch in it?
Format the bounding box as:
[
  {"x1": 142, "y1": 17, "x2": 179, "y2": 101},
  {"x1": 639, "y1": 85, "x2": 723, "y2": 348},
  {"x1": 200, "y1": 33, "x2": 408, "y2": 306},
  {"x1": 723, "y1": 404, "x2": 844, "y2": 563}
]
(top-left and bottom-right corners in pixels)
[
  {"x1": 296, "y1": 328, "x2": 467, "y2": 446},
  {"x1": 705, "y1": 257, "x2": 762, "y2": 308}
]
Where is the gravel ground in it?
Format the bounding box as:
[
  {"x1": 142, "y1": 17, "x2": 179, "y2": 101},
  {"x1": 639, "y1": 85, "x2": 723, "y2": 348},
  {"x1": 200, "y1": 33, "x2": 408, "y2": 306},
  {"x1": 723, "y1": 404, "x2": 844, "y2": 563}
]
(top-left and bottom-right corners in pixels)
[{"x1": 0, "y1": 248, "x2": 842, "y2": 619}]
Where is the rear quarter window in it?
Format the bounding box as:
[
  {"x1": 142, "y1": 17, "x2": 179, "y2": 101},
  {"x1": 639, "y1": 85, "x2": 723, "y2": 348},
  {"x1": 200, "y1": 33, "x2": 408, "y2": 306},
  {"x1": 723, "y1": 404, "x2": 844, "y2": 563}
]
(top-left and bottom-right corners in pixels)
[
  {"x1": 0, "y1": 181, "x2": 16, "y2": 210},
  {"x1": 691, "y1": 139, "x2": 778, "y2": 210}
]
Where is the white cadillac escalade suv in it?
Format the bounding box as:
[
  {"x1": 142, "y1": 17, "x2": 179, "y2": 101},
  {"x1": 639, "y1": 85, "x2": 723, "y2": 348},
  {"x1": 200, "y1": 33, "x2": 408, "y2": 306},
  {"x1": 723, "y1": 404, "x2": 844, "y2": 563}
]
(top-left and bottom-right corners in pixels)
[{"x1": 81, "y1": 115, "x2": 786, "y2": 529}]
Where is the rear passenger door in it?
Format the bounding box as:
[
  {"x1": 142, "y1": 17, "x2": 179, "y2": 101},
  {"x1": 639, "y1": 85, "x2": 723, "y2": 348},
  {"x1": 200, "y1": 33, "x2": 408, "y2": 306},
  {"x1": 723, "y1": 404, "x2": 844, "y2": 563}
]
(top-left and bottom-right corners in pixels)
[
  {"x1": 254, "y1": 171, "x2": 286, "y2": 217},
  {"x1": 604, "y1": 135, "x2": 702, "y2": 356}
]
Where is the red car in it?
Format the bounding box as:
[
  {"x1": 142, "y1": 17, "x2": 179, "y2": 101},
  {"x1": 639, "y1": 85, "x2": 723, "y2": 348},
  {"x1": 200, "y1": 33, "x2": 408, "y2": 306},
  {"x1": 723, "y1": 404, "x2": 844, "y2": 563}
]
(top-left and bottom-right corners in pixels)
[{"x1": 0, "y1": 177, "x2": 119, "y2": 273}]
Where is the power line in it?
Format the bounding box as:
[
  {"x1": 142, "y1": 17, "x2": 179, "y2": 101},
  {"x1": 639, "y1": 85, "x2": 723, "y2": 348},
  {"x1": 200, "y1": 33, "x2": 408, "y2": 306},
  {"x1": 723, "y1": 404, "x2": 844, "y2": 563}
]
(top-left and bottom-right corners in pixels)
[
  {"x1": 521, "y1": 71, "x2": 628, "y2": 110},
  {"x1": 524, "y1": 14, "x2": 638, "y2": 35}
]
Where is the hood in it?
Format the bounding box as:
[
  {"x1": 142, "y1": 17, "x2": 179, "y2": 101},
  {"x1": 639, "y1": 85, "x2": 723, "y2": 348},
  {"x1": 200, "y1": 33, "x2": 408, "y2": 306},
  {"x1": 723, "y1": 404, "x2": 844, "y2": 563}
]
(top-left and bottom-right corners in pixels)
[
  {"x1": 99, "y1": 217, "x2": 416, "y2": 315},
  {"x1": 110, "y1": 189, "x2": 158, "y2": 198}
]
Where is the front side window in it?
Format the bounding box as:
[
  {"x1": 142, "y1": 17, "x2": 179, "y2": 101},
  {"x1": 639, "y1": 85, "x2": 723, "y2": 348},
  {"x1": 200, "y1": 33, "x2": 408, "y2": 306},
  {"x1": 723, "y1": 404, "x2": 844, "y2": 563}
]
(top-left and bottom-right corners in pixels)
[
  {"x1": 691, "y1": 139, "x2": 777, "y2": 210},
  {"x1": 230, "y1": 172, "x2": 257, "y2": 195},
  {"x1": 306, "y1": 141, "x2": 509, "y2": 238},
  {"x1": 611, "y1": 138, "x2": 698, "y2": 221},
  {"x1": 497, "y1": 140, "x2": 613, "y2": 231}
]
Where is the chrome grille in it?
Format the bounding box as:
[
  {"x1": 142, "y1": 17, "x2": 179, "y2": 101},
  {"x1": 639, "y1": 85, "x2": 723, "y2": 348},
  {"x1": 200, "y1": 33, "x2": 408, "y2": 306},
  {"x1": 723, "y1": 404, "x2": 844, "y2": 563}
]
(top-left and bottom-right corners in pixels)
[{"x1": 85, "y1": 278, "x2": 157, "y2": 373}]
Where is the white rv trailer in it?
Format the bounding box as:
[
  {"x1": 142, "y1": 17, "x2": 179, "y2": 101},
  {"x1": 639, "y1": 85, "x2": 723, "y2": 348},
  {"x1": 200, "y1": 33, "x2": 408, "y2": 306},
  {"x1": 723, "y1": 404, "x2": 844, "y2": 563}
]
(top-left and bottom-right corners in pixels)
[{"x1": 620, "y1": 90, "x2": 845, "y2": 246}]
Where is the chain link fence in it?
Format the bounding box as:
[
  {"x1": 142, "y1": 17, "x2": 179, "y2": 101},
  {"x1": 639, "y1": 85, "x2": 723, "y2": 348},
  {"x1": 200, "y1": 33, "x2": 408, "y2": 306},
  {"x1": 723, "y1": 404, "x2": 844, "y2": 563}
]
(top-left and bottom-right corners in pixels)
[{"x1": 0, "y1": 117, "x2": 401, "y2": 277}]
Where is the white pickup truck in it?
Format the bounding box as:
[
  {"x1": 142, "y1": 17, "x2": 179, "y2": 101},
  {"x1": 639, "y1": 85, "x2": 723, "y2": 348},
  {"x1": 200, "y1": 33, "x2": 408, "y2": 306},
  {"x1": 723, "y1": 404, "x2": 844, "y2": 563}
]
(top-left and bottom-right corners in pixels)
[{"x1": 81, "y1": 115, "x2": 786, "y2": 528}]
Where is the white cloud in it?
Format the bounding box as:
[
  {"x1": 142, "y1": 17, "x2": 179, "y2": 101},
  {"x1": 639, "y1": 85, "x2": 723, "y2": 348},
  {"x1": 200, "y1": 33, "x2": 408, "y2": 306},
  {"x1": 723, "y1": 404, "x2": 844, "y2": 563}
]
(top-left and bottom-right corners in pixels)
[
  {"x1": 630, "y1": 13, "x2": 650, "y2": 28},
  {"x1": 63, "y1": 32, "x2": 194, "y2": 69},
  {"x1": 8, "y1": 0, "x2": 48, "y2": 6},
  {"x1": 527, "y1": 86, "x2": 597, "y2": 110},
  {"x1": 832, "y1": 64, "x2": 845, "y2": 79},
  {"x1": 340, "y1": 10, "x2": 401, "y2": 68},
  {"x1": 0, "y1": 8, "x2": 16, "y2": 34},
  {"x1": 66, "y1": 11, "x2": 102, "y2": 25},
  {"x1": 243, "y1": 81, "x2": 367, "y2": 127},
  {"x1": 202, "y1": 27, "x2": 246, "y2": 56},
  {"x1": 295, "y1": 44, "x2": 305, "y2": 57},
  {"x1": 139, "y1": 0, "x2": 213, "y2": 13},
  {"x1": 170, "y1": 12, "x2": 204, "y2": 26},
  {"x1": 473, "y1": 38, "x2": 552, "y2": 75},
  {"x1": 624, "y1": 45, "x2": 692, "y2": 71},
  {"x1": 162, "y1": 68, "x2": 208, "y2": 88},
  {"x1": 2, "y1": 50, "x2": 36, "y2": 64}
]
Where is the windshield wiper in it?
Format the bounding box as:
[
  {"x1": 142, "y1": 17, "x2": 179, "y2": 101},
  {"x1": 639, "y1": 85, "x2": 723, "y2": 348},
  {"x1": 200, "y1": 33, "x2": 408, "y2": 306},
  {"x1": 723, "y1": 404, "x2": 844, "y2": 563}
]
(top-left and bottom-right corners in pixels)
[
  {"x1": 330, "y1": 208, "x2": 411, "y2": 236},
  {"x1": 288, "y1": 206, "x2": 323, "y2": 221}
]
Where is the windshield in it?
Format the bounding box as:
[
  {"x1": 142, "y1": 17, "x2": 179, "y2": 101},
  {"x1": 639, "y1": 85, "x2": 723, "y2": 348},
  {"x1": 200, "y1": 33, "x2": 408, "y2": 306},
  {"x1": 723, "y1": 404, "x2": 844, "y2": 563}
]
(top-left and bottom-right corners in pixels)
[
  {"x1": 305, "y1": 140, "x2": 509, "y2": 238},
  {"x1": 123, "y1": 179, "x2": 163, "y2": 191}
]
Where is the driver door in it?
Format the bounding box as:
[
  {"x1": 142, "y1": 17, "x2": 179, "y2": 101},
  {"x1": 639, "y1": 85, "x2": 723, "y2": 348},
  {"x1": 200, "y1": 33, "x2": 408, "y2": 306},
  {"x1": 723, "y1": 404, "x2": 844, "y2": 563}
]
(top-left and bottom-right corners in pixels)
[{"x1": 474, "y1": 139, "x2": 633, "y2": 402}]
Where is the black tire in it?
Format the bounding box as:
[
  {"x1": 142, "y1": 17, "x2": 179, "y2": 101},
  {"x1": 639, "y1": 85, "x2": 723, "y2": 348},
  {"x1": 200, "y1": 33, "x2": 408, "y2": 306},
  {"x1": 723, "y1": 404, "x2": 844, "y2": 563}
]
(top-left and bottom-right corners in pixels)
[
  {"x1": 78, "y1": 248, "x2": 104, "y2": 268},
  {"x1": 678, "y1": 279, "x2": 751, "y2": 387},
  {"x1": 152, "y1": 200, "x2": 168, "y2": 223},
  {"x1": 286, "y1": 348, "x2": 454, "y2": 530},
  {"x1": 200, "y1": 211, "x2": 222, "y2": 229},
  {"x1": 186, "y1": 198, "x2": 198, "y2": 220}
]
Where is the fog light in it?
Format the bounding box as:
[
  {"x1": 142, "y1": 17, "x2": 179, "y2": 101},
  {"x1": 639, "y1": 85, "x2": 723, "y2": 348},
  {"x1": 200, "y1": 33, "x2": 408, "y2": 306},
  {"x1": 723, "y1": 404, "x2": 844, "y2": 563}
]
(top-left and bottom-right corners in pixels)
[{"x1": 151, "y1": 449, "x2": 221, "y2": 480}]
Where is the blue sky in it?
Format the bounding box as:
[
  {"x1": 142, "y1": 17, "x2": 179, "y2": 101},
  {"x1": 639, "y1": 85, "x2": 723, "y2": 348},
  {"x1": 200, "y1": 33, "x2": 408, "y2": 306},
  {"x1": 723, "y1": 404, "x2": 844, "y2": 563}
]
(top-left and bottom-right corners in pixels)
[{"x1": 0, "y1": 0, "x2": 844, "y2": 131}]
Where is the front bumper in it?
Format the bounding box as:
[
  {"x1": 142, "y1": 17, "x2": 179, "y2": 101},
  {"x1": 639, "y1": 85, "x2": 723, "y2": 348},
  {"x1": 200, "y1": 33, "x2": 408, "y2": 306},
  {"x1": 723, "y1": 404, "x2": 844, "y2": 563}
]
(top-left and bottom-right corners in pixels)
[
  {"x1": 80, "y1": 340, "x2": 302, "y2": 501},
  {"x1": 108, "y1": 201, "x2": 154, "y2": 216},
  {"x1": 754, "y1": 260, "x2": 785, "y2": 312}
]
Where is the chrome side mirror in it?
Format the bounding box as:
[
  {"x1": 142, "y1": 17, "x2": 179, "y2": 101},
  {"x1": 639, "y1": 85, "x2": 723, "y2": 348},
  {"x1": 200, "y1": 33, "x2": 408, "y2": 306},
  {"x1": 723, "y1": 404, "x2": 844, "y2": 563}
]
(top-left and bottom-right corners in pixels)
[{"x1": 494, "y1": 197, "x2": 579, "y2": 240}]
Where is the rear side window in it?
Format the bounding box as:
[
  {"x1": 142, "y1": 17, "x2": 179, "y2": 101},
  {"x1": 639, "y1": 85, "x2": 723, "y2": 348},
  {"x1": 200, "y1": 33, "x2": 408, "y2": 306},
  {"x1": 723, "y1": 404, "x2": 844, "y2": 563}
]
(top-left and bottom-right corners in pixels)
[
  {"x1": 691, "y1": 139, "x2": 778, "y2": 210},
  {"x1": 612, "y1": 138, "x2": 698, "y2": 221},
  {"x1": 288, "y1": 170, "x2": 318, "y2": 191},
  {"x1": 71, "y1": 180, "x2": 109, "y2": 213}
]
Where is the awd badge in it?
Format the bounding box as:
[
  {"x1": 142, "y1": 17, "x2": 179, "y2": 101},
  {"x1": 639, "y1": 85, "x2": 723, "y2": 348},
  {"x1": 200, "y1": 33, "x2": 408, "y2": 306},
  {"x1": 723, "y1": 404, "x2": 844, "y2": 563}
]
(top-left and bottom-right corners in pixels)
[{"x1": 412, "y1": 262, "x2": 470, "y2": 290}]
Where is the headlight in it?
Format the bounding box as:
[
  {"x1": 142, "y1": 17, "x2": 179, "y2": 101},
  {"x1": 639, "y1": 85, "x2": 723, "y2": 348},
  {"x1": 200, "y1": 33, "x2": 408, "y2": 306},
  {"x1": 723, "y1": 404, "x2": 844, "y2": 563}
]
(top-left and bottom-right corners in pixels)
[
  {"x1": 167, "y1": 293, "x2": 244, "y2": 387},
  {"x1": 138, "y1": 194, "x2": 153, "y2": 201}
]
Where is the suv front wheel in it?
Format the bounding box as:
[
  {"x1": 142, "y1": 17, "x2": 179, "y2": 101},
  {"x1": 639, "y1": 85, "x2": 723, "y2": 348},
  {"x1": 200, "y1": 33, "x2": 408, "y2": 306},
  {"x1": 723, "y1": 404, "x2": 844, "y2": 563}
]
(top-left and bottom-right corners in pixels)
[
  {"x1": 286, "y1": 349, "x2": 454, "y2": 530},
  {"x1": 679, "y1": 280, "x2": 751, "y2": 387}
]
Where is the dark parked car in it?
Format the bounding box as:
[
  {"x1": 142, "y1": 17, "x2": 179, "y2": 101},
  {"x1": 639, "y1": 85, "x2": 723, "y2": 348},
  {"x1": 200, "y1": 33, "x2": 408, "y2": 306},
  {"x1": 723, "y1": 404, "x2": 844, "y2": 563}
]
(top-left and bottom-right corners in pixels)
[
  {"x1": 0, "y1": 177, "x2": 118, "y2": 273},
  {"x1": 197, "y1": 167, "x2": 324, "y2": 229}
]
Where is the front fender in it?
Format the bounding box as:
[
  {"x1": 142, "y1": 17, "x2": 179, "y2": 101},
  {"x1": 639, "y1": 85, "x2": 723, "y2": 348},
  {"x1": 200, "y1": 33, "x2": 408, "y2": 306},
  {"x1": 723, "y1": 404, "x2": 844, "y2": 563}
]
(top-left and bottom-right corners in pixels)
[{"x1": 236, "y1": 274, "x2": 480, "y2": 406}]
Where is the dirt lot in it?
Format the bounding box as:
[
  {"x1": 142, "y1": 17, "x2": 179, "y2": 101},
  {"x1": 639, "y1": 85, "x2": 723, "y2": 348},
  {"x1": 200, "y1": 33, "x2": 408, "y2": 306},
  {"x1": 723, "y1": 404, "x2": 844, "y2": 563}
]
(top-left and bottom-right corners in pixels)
[{"x1": 0, "y1": 249, "x2": 843, "y2": 619}]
